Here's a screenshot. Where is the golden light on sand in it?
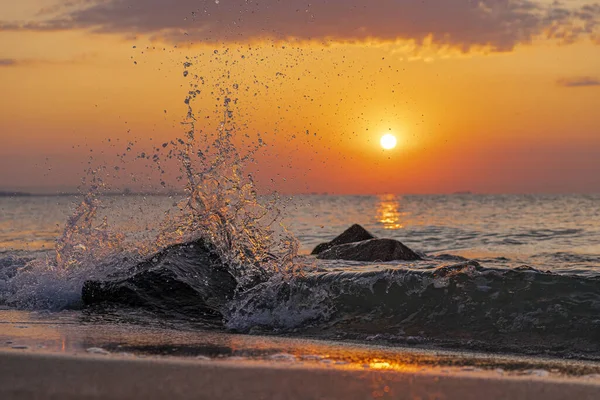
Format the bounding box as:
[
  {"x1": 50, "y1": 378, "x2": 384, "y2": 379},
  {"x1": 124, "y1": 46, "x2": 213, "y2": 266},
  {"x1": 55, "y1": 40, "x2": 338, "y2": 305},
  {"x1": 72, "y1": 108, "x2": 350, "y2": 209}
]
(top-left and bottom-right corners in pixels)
[{"x1": 380, "y1": 134, "x2": 397, "y2": 150}]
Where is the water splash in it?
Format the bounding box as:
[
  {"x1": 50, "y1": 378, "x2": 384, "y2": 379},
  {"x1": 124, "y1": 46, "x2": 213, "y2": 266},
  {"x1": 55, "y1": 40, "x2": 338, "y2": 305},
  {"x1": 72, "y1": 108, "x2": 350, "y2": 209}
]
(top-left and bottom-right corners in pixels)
[
  {"x1": 55, "y1": 168, "x2": 125, "y2": 271},
  {"x1": 0, "y1": 167, "x2": 133, "y2": 310},
  {"x1": 0, "y1": 52, "x2": 301, "y2": 310},
  {"x1": 153, "y1": 59, "x2": 299, "y2": 288}
]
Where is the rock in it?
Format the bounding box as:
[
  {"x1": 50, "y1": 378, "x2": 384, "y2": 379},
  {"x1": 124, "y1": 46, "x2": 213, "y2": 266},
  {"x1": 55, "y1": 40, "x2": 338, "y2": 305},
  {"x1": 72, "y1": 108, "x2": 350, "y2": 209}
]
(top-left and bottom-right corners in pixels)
[
  {"x1": 311, "y1": 224, "x2": 375, "y2": 255},
  {"x1": 82, "y1": 239, "x2": 237, "y2": 321},
  {"x1": 317, "y1": 238, "x2": 421, "y2": 262}
]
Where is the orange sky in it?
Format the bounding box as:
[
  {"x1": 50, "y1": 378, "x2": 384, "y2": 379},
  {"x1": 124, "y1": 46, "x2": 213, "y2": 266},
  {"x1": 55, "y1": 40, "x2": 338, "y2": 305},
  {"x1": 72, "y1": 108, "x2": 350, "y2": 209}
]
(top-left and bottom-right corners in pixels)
[{"x1": 1, "y1": 0, "x2": 599, "y2": 194}]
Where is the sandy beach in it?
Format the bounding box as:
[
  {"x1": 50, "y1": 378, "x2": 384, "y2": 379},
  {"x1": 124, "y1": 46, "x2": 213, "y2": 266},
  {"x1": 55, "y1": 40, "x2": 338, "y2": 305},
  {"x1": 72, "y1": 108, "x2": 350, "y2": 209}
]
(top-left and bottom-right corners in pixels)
[
  {"x1": 3, "y1": 350, "x2": 600, "y2": 400},
  {"x1": 2, "y1": 309, "x2": 600, "y2": 399}
]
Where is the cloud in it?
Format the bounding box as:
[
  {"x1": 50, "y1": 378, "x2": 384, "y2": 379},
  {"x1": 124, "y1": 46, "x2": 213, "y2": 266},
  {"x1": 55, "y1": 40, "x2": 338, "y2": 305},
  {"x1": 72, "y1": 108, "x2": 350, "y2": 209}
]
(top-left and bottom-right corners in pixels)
[
  {"x1": 0, "y1": 59, "x2": 18, "y2": 67},
  {"x1": 557, "y1": 76, "x2": 600, "y2": 87},
  {"x1": 0, "y1": 55, "x2": 96, "y2": 68},
  {"x1": 1, "y1": 0, "x2": 600, "y2": 52}
]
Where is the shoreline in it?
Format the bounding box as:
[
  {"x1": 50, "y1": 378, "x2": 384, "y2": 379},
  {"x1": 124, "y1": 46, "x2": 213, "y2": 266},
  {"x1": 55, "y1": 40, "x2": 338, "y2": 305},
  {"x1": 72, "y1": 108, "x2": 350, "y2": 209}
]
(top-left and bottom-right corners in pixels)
[
  {"x1": 2, "y1": 350, "x2": 600, "y2": 400},
  {"x1": 2, "y1": 310, "x2": 600, "y2": 398},
  {"x1": 3, "y1": 309, "x2": 600, "y2": 371}
]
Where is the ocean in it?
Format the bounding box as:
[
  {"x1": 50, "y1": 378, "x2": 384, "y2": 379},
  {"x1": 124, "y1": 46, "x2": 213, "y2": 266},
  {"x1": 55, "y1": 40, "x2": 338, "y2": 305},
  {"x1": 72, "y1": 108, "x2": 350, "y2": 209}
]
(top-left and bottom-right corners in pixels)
[
  {"x1": 2, "y1": 193, "x2": 600, "y2": 358},
  {"x1": 2, "y1": 193, "x2": 600, "y2": 272}
]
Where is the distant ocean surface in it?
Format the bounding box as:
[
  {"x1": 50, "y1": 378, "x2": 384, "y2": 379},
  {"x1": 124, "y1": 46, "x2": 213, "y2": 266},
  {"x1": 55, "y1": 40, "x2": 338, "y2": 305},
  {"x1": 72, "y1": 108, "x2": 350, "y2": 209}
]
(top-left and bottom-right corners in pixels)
[{"x1": 2, "y1": 194, "x2": 600, "y2": 275}]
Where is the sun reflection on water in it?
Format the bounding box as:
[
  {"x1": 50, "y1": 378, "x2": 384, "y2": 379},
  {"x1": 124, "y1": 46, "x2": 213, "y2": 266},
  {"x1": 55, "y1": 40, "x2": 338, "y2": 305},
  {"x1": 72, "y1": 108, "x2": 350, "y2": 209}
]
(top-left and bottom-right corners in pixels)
[{"x1": 376, "y1": 195, "x2": 406, "y2": 230}]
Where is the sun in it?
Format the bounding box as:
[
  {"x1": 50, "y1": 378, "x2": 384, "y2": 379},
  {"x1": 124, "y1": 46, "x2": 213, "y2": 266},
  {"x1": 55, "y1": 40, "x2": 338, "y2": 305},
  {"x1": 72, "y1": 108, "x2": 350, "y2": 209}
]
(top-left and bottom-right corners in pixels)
[{"x1": 380, "y1": 134, "x2": 397, "y2": 150}]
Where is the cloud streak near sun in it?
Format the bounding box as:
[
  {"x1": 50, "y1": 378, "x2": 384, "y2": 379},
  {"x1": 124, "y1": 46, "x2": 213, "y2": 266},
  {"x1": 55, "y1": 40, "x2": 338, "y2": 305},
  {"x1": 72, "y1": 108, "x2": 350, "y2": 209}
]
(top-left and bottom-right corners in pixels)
[
  {"x1": 0, "y1": 58, "x2": 18, "y2": 67},
  {"x1": 1, "y1": 0, "x2": 600, "y2": 52},
  {"x1": 557, "y1": 76, "x2": 600, "y2": 87}
]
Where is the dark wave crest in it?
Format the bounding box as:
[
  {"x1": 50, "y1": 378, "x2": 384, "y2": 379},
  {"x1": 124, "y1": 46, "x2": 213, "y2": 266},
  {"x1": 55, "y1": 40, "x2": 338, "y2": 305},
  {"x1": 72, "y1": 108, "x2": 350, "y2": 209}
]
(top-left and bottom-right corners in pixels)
[{"x1": 228, "y1": 261, "x2": 600, "y2": 356}]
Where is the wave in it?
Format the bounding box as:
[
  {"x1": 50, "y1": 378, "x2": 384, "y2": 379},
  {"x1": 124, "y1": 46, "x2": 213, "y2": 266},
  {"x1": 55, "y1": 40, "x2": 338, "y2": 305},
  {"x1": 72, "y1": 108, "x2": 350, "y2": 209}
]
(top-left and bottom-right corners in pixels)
[
  {"x1": 229, "y1": 260, "x2": 600, "y2": 333},
  {"x1": 226, "y1": 259, "x2": 600, "y2": 356},
  {"x1": 532, "y1": 252, "x2": 600, "y2": 264},
  {"x1": 3, "y1": 242, "x2": 600, "y2": 357}
]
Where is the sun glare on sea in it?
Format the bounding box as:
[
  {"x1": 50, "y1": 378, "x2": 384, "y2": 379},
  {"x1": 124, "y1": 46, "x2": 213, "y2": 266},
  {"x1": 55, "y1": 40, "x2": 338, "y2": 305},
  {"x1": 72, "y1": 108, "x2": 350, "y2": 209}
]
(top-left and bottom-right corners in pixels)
[{"x1": 380, "y1": 134, "x2": 397, "y2": 150}]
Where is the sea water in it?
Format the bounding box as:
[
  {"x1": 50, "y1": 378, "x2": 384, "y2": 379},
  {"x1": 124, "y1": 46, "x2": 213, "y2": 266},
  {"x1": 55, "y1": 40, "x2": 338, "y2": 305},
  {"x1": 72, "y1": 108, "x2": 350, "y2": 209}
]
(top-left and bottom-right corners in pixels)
[
  {"x1": 2, "y1": 193, "x2": 599, "y2": 274},
  {"x1": 2, "y1": 193, "x2": 600, "y2": 357}
]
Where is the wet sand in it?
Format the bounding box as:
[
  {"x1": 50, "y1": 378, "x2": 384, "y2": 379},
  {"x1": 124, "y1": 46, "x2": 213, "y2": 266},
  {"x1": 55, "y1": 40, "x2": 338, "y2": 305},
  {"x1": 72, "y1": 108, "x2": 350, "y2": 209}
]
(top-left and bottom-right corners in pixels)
[
  {"x1": 3, "y1": 351, "x2": 600, "y2": 400},
  {"x1": 2, "y1": 309, "x2": 600, "y2": 399}
]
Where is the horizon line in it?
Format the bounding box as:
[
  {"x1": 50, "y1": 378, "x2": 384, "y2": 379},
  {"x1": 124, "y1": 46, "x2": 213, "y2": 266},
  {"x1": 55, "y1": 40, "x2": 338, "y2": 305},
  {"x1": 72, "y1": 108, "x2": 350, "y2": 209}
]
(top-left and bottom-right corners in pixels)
[{"x1": 1, "y1": 190, "x2": 599, "y2": 198}]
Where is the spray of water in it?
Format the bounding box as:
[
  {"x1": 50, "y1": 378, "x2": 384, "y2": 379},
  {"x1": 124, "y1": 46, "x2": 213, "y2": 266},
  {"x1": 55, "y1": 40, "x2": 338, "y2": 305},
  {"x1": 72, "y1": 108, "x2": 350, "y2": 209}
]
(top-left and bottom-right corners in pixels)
[
  {"x1": 55, "y1": 168, "x2": 126, "y2": 271},
  {"x1": 0, "y1": 52, "x2": 301, "y2": 310},
  {"x1": 154, "y1": 59, "x2": 300, "y2": 287},
  {"x1": 0, "y1": 164, "x2": 135, "y2": 309}
]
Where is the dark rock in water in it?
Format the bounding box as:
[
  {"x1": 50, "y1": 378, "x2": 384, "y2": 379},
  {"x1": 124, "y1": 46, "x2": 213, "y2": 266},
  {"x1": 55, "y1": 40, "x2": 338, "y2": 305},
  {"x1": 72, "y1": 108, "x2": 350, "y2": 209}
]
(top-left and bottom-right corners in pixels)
[
  {"x1": 311, "y1": 224, "x2": 375, "y2": 255},
  {"x1": 82, "y1": 239, "x2": 237, "y2": 321},
  {"x1": 317, "y1": 238, "x2": 421, "y2": 262}
]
